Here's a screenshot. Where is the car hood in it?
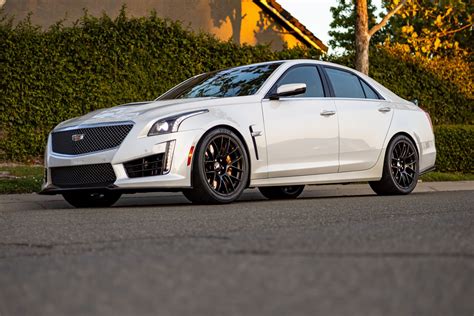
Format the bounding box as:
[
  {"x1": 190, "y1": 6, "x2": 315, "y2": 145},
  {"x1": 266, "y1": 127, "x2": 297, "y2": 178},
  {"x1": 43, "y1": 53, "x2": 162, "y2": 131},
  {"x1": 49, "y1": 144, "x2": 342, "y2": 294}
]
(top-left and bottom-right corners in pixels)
[{"x1": 54, "y1": 97, "x2": 229, "y2": 130}]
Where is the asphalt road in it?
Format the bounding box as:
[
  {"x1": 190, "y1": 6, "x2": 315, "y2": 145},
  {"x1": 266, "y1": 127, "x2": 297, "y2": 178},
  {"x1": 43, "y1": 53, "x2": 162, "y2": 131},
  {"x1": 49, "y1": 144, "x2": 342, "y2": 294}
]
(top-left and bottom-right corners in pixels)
[{"x1": 1, "y1": 182, "x2": 473, "y2": 316}]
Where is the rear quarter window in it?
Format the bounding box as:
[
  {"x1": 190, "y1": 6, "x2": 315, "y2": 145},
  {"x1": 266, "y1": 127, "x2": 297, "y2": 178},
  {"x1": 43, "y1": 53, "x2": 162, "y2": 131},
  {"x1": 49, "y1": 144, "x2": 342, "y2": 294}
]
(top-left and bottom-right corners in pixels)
[{"x1": 325, "y1": 67, "x2": 365, "y2": 99}]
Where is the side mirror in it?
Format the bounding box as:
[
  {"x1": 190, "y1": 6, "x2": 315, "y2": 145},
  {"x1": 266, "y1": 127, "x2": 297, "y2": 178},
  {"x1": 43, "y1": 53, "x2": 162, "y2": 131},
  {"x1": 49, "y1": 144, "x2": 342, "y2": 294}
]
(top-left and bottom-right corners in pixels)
[
  {"x1": 269, "y1": 83, "x2": 306, "y2": 100},
  {"x1": 411, "y1": 99, "x2": 419, "y2": 106}
]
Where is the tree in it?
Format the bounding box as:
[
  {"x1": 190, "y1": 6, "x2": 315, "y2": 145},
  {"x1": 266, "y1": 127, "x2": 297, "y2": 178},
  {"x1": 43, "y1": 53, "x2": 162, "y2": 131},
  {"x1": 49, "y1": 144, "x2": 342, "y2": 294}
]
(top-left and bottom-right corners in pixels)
[
  {"x1": 355, "y1": 0, "x2": 407, "y2": 74},
  {"x1": 383, "y1": 0, "x2": 473, "y2": 58},
  {"x1": 329, "y1": 0, "x2": 382, "y2": 52}
]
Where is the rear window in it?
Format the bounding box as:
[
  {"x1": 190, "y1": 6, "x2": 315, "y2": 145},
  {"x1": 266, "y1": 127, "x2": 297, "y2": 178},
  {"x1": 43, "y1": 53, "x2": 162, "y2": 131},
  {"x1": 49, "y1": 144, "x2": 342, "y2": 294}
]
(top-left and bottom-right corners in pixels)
[
  {"x1": 360, "y1": 80, "x2": 380, "y2": 99},
  {"x1": 325, "y1": 68, "x2": 365, "y2": 99}
]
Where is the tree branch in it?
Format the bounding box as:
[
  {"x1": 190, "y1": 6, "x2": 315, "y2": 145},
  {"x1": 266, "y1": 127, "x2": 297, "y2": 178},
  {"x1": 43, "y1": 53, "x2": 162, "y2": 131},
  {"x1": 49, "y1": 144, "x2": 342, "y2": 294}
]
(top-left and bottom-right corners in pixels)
[
  {"x1": 441, "y1": 23, "x2": 473, "y2": 36},
  {"x1": 368, "y1": 0, "x2": 407, "y2": 37}
]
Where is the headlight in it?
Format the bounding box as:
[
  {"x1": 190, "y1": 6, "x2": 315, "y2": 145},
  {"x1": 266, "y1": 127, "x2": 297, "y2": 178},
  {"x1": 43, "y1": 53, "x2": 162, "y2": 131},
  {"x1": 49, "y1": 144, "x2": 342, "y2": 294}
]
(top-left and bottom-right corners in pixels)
[
  {"x1": 148, "y1": 119, "x2": 175, "y2": 136},
  {"x1": 148, "y1": 110, "x2": 208, "y2": 136}
]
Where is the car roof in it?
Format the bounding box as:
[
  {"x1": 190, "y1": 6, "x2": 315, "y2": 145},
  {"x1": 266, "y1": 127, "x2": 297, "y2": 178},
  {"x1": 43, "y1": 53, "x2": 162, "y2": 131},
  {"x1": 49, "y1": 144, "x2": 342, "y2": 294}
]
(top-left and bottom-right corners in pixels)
[{"x1": 209, "y1": 59, "x2": 409, "y2": 104}]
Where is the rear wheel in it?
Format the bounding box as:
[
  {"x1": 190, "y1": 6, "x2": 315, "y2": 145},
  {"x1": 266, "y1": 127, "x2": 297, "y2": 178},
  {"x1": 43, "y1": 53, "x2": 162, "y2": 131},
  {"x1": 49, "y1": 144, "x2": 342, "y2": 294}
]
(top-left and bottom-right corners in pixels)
[
  {"x1": 182, "y1": 128, "x2": 249, "y2": 204},
  {"x1": 369, "y1": 135, "x2": 419, "y2": 195},
  {"x1": 62, "y1": 191, "x2": 121, "y2": 208},
  {"x1": 258, "y1": 185, "x2": 305, "y2": 200}
]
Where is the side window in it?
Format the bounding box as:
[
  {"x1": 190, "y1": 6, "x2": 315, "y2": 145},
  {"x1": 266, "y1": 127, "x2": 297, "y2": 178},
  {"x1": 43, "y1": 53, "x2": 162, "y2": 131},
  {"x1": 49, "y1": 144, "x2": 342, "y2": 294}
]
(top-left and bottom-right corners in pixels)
[
  {"x1": 325, "y1": 67, "x2": 365, "y2": 98},
  {"x1": 360, "y1": 80, "x2": 380, "y2": 99},
  {"x1": 276, "y1": 66, "x2": 324, "y2": 97}
]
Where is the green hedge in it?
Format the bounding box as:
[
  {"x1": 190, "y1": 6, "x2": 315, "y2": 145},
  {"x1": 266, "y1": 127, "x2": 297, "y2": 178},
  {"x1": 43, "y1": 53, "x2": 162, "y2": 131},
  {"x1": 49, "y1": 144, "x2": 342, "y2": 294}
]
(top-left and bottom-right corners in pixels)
[
  {"x1": 0, "y1": 10, "x2": 473, "y2": 169},
  {"x1": 329, "y1": 47, "x2": 473, "y2": 126},
  {"x1": 0, "y1": 11, "x2": 318, "y2": 161},
  {"x1": 434, "y1": 125, "x2": 473, "y2": 173}
]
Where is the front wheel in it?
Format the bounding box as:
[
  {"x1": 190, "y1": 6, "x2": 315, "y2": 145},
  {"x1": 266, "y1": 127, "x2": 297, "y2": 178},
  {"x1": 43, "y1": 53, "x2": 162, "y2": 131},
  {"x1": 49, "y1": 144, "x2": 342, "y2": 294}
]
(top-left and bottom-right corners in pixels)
[
  {"x1": 182, "y1": 128, "x2": 249, "y2": 204},
  {"x1": 258, "y1": 185, "x2": 305, "y2": 200},
  {"x1": 369, "y1": 135, "x2": 419, "y2": 195},
  {"x1": 62, "y1": 191, "x2": 122, "y2": 208}
]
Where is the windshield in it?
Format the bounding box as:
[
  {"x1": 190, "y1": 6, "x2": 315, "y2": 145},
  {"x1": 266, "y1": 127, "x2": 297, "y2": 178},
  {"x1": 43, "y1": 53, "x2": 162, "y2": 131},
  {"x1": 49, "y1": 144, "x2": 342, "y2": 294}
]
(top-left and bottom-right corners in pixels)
[{"x1": 158, "y1": 63, "x2": 282, "y2": 100}]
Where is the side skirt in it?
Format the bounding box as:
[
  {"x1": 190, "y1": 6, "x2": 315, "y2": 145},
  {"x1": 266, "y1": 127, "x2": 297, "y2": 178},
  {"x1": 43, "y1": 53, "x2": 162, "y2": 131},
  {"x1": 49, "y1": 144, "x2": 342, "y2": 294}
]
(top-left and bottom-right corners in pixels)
[{"x1": 251, "y1": 155, "x2": 384, "y2": 187}]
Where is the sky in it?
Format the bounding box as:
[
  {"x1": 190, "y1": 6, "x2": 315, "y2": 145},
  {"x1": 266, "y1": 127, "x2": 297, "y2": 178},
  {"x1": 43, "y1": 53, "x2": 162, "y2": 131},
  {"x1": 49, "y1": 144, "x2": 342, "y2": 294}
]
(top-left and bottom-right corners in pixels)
[{"x1": 278, "y1": 0, "x2": 383, "y2": 53}]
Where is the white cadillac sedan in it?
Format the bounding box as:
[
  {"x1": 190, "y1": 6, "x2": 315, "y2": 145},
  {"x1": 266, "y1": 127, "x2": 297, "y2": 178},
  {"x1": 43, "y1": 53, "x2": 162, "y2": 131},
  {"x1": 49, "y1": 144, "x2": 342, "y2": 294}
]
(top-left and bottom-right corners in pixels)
[{"x1": 40, "y1": 60, "x2": 436, "y2": 207}]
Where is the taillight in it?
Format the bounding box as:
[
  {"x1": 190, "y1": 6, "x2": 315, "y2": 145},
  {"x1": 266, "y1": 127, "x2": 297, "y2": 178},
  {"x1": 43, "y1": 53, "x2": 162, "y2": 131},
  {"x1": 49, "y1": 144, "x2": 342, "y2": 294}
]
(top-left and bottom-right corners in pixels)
[{"x1": 421, "y1": 108, "x2": 433, "y2": 130}]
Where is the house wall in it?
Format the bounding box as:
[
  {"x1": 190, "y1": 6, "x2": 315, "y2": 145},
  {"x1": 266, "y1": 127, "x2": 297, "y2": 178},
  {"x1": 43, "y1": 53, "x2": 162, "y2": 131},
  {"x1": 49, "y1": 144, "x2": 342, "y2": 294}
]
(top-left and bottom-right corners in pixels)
[{"x1": 1, "y1": 0, "x2": 303, "y2": 50}]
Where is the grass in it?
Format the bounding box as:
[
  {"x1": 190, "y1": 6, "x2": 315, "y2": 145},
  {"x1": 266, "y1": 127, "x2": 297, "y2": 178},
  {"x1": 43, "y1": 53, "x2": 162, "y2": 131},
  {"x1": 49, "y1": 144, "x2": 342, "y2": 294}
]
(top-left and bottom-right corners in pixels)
[
  {"x1": 0, "y1": 165, "x2": 44, "y2": 194},
  {"x1": 0, "y1": 165, "x2": 472, "y2": 194}
]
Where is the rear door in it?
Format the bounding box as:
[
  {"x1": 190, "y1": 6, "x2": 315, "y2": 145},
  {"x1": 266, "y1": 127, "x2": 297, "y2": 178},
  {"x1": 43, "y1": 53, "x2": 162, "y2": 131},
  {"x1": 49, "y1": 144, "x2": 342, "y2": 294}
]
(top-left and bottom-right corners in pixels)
[{"x1": 323, "y1": 67, "x2": 393, "y2": 172}]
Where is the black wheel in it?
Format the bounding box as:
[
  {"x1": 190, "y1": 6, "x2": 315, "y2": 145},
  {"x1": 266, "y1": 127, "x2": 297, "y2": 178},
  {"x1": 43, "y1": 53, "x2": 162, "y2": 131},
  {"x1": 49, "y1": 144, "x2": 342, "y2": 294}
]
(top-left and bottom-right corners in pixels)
[
  {"x1": 258, "y1": 185, "x2": 305, "y2": 200},
  {"x1": 369, "y1": 135, "x2": 419, "y2": 195},
  {"x1": 182, "y1": 128, "x2": 249, "y2": 204},
  {"x1": 62, "y1": 191, "x2": 122, "y2": 208}
]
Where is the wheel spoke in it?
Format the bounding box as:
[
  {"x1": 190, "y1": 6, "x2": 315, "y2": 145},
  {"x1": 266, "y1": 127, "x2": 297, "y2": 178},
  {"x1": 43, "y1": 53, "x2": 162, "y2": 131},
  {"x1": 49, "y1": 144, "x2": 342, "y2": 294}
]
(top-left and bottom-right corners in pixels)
[
  {"x1": 394, "y1": 169, "x2": 400, "y2": 179},
  {"x1": 224, "y1": 137, "x2": 231, "y2": 155},
  {"x1": 228, "y1": 174, "x2": 241, "y2": 183},
  {"x1": 231, "y1": 166, "x2": 243, "y2": 172},
  {"x1": 224, "y1": 175, "x2": 235, "y2": 190},
  {"x1": 218, "y1": 136, "x2": 224, "y2": 156},
  {"x1": 215, "y1": 175, "x2": 222, "y2": 192},
  {"x1": 228, "y1": 146, "x2": 239, "y2": 157},
  {"x1": 221, "y1": 176, "x2": 229, "y2": 193},
  {"x1": 394, "y1": 145, "x2": 401, "y2": 159},
  {"x1": 231, "y1": 156, "x2": 242, "y2": 164}
]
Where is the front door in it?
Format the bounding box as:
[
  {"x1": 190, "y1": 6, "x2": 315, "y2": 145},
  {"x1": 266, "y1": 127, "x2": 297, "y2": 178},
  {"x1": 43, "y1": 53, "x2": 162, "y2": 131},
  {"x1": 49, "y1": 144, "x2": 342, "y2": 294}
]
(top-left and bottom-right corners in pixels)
[{"x1": 262, "y1": 65, "x2": 339, "y2": 178}]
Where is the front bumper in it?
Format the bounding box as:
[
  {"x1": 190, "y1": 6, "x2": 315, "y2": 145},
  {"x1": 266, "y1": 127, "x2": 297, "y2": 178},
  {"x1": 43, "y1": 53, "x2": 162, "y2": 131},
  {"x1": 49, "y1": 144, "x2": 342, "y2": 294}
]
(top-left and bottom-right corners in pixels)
[{"x1": 40, "y1": 129, "x2": 204, "y2": 195}]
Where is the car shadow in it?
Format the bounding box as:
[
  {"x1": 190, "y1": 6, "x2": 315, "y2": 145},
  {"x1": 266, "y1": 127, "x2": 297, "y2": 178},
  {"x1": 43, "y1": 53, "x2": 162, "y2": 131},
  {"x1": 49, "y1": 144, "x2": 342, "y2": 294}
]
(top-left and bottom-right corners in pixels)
[{"x1": 26, "y1": 188, "x2": 435, "y2": 211}]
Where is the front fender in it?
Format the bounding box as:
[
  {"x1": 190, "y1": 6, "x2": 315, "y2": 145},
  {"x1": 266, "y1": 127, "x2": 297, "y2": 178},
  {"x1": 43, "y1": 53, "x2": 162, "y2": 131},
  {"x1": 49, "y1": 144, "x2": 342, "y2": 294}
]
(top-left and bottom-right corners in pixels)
[{"x1": 178, "y1": 105, "x2": 268, "y2": 180}]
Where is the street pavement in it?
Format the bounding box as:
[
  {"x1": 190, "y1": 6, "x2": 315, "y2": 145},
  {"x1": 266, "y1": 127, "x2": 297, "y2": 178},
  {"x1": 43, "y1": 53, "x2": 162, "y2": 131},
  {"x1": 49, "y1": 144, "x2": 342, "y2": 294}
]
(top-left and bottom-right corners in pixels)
[{"x1": 0, "y1": 182, "x2": 473, "y2": 316}]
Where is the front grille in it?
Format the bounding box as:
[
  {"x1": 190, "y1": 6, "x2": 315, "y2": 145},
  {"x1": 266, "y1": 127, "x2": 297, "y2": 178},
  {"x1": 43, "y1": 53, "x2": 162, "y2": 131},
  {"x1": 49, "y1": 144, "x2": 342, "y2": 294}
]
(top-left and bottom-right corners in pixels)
[
  {"x1": 52, "y1": 123, "x2": 133, "y2": 155},
  {"x1": 50, "y1": 164, "x2": 116, "y2": 188},
  {"x1": 124, "y1": 154, "x2": 166, "y2": 178}
]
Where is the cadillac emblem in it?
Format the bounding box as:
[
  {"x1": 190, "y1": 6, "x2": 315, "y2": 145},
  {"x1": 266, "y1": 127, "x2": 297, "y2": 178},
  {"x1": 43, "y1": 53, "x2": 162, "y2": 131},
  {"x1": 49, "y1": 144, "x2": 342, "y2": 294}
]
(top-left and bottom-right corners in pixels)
[{"x1": 71, "y1": 134, "x2": 84, "y2": 142}]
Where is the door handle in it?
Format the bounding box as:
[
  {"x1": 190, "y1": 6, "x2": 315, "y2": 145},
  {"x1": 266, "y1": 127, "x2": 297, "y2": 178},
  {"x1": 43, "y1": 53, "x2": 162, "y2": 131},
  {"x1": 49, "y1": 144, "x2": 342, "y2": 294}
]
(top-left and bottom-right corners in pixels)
[
  {"x1": 320, "y1": 110, "x2": 336, "y2": 116},
  {"x1": 378, "y1": 106, "x2": 392, "y2": 113}
]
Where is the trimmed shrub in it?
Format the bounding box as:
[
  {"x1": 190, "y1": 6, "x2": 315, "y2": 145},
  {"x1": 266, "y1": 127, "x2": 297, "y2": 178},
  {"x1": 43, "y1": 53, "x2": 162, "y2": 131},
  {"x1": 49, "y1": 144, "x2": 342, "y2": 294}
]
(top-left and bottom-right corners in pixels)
[
  {"x1": 328, "y1": 46, "x2": 473, "y2": 125},
  {"x1": 434, "y1": 125, "x2": 473, "y2": 173},
  {"x1": 0, "y1": 11, "x2": 318, "y2": 161}
]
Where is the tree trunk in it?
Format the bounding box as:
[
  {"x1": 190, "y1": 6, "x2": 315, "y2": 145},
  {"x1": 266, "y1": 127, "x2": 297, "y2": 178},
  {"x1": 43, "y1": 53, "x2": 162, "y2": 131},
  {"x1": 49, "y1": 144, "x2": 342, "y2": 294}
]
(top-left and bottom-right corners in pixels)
[
  {"x1": 355, "y1": 0, "x2": 370, "y2": 75},
  {"x1": 230, "y1": 1, "x2": 242, "y2": 44}
]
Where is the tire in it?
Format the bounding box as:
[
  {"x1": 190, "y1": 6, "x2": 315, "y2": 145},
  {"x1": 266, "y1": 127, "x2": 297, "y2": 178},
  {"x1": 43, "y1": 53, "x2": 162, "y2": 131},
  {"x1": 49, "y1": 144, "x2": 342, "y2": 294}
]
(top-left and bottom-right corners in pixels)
[
  {"x1": 182, "y1": 128, "x2": 250, "y2": 204},
  {"x1": 258, "y1": 185, "x2": 305, "y2": 200},
  {"x1": 62, "y1": 191, "x2": 122, "y2": 208},
  {"x1": 369, "y1": 135, "x2": 419, "y2": 195}
]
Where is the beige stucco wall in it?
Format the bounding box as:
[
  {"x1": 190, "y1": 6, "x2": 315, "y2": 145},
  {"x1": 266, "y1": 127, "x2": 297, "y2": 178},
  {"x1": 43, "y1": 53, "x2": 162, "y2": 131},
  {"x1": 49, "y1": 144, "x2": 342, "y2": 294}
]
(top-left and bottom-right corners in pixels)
[{"x1": 2, "y1": 0, "x2": 304, "y2": 50}]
